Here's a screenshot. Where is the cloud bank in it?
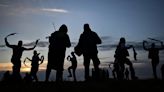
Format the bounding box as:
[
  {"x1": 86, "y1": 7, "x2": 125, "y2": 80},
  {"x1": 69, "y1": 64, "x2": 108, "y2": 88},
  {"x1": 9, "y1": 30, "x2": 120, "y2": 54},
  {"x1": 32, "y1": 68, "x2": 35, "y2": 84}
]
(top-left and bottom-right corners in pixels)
[
  {"x1": 0, "y1": 0, "x2": 69, "y2": 16},
  {"x1": 41, "y1": 8, "x2": 68, "y2": 13}
]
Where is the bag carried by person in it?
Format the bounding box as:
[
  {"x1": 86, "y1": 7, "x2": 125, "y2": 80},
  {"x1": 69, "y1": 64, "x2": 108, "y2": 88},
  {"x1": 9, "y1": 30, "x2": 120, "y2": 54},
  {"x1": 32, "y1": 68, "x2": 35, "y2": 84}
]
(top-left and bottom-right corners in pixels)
[{"x1": 74, "y1": 43, "x2": 83, "y2": 56}]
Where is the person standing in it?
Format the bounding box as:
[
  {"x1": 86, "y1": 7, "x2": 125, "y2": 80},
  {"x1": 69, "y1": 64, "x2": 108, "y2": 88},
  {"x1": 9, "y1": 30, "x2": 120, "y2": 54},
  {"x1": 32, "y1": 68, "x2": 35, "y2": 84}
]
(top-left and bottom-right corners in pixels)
[
  {"x1": 114, "y1": 37, "x2": 137, "y2": 80},
  {"x1": 45, "y1": 24, "x2": 71, "y2": 82},
  {"x1": 75, "y1": 23, "x2": 102, "y2": 81},
  {"x1": 143, "y1": 40, "x2": 164, "y2": 79},
  {"x1": 67, "y1": 51, "x2": 77, "y2": 82},
  {"x1": 24, "y1": 50, "x2": 44, "y2": 81}
]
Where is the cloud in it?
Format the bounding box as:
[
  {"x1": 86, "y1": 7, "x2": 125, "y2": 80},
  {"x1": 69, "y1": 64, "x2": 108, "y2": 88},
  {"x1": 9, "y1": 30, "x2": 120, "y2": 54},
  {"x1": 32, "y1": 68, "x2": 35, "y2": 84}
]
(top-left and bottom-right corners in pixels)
[
  {"x1": 98, "y1": 36, "x2": 164, "y2": 51},
  {"x1": 0, "y1": 1, "x2": 69, "y2": 16},
  {"x1": 98, "y1": 44, "x2": 116, "y2": 51},
  {"x1": 98, "y1": 41, "x2": 144, "y2": 51},
  {"x1": 23, "y1": 41, "x2": 76, "y2": 48},
  {"x1": 41, "y1": 8, "x2": 68, "y2": 13},
  {"x1": 23, "y1": 41, "x2": 49, "y2": 47},
  {"x1": 13, "y1": 35, "x2": 142, "y2": 51},
  {"x1": 2, "y1": 35, "x2": 162, "y2": 53},
  {"x1": 100, "y1": 36, "x2": 111, "y2": 41},
  {"x1": 0, "y1": 4, "x2": 9, "y2": 7}
]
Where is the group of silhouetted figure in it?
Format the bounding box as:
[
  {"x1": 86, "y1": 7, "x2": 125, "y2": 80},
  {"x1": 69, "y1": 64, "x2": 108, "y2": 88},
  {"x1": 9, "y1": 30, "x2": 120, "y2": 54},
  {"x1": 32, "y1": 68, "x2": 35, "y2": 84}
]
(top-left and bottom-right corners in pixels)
[{"x1": 1, "y1": 23, "x2": 164, "y2": 82}]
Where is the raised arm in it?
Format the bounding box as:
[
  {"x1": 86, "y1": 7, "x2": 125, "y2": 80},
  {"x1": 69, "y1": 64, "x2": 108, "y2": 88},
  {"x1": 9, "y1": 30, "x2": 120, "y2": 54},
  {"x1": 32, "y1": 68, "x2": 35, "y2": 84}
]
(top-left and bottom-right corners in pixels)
[
  {"x1": 26, "y1": 57, "x2": 32, "y2": 61},
  {"x1": 126, "y1": 45, "x2": 133, "y2": 49},
  {"x1": 24, "y1": 39, "x2": 39, "y2": 50},
  {"x1": 4, "y1": 36, "x2": 14, "y2": 48},
  {"x1": 132, "y1": 46, "x2": 137, "y2": 61},
  {"x1": 143, "y1": 40, "x2": 149, "y2": 51}
]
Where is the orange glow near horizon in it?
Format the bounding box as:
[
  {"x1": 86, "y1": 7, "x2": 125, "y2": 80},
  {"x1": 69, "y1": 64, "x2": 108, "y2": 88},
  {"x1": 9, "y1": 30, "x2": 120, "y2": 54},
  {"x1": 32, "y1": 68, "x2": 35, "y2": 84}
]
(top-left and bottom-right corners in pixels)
[
  {"x1": 0, "y1": 62, "x2": 12, "y2": 71},
  {"x1": 0, "y1": 60, "x2": 86, "y2": 73},
  {"x1": 0, "y1": 61, "x2": 48, "y2": 72}
]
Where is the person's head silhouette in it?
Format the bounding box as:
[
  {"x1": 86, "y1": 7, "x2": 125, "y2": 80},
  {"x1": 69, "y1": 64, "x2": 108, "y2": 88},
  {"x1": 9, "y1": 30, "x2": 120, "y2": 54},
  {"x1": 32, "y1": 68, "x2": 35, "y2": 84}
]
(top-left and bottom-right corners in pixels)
[
  {"x1": 119, "y1": 37, "x2": 126, "y2": 47},
  {"x1": 84, "y1": 23, "x2": 91, "y2": 32},
  {"x1": 18, "y1": 40, "x2": 23, "y2": 47},
  {"x1": 71, "y1": 52, "x2": 75, "y2": 56},
  {"x1": 151, "y1": 43, "x2": 155, "y2": 48},
  {"x1": 33, "y1": 50, "x2": 40, "y2": 56},
  {"x1": 34, "y1": 50, "x2": 37, "y2": 55},
  {"x1": 59, "y1": 24, "x2": 68, "y2": 33},
  {"x1": 120, "y1": 37, "x2": 126, "y2": 44}
]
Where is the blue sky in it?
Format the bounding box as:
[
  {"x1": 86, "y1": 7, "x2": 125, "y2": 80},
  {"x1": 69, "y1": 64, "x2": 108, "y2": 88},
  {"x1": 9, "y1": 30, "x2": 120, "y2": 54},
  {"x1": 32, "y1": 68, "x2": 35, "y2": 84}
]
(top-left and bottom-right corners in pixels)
[
  {"x1": 0, "y1": 0, "x2": 164, "y2": 80},
  {"x1": 0, "y1": 0, "x2": 164, "y2": 44}
]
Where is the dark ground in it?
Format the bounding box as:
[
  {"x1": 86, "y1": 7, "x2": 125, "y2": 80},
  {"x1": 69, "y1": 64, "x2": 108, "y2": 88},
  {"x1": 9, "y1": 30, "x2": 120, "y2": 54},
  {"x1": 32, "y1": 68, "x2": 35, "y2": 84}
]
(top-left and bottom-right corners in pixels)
[{"x1": 0, "y1": 79, "x2": 164, "y2": 92}]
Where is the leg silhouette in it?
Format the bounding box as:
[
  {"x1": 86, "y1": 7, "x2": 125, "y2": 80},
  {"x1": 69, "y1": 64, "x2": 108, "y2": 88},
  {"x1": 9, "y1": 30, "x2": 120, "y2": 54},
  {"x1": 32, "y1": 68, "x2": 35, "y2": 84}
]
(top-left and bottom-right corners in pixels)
[
  {"x1": 152, "y1": 62, "x2": 158, "y2": 79},
  {"x1": 56, "y1": 70, "x2": 63, "y2": 82},
  {"x1": 45, "y1": 67, "x2": 51, "y2": 81},
  {"x1": 73, "y1": 69, "x2": 77, "y2": 81},
  {"x1": 68, "y1": 67, "x2": 72, "y2": 77}
]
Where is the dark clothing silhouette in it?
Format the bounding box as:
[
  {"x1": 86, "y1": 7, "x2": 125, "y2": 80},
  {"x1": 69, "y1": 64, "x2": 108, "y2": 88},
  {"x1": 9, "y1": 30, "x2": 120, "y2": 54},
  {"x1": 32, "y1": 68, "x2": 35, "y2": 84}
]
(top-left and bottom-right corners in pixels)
[
  {"x1": 125, "y1": 68, "x2": 129, "y2": 80},
  {"x1": 24, "y1": 50, "x2": 44, "y2": 81},
  {"x1": 4, "y1": 34, "x2": 38, "y2": 80},
  {"x1": 111, "y1": 62, "x2": 118, "y2": 79},
  {"x1": 23, "y1": 73, "x2": 33, "y2": 83},
  {"x1": 67, "y1": 52, "x2": 77, "y2": 81},
  {"x1": 1, "y1": 71, "x2": 11, "y2": 82},
  {"x1": 161, "y1": 64, "x2": 164, "y2": 80},
  {"x1": 75, "y1": 24, "x2": 101, "y2": 81},
  {"x1": 143, "y1": 41, "x2": 164, "y2": 79},
  {"x1": 114, "y1": 37, "x2": 137, "y2": 80},
  {"x1": 46, "y1": 24, "x2": 71, "y2": 82}
]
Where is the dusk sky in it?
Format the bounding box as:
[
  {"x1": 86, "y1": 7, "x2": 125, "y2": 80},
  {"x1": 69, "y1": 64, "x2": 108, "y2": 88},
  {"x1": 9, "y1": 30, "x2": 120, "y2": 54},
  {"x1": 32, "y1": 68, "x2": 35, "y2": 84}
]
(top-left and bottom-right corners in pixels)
[
  {"x1": 0, "y1": 0, "x2": 164, "y2": 81},
  {"x1": 0, "y1": 0, "x2": 164, "y2": 43}
]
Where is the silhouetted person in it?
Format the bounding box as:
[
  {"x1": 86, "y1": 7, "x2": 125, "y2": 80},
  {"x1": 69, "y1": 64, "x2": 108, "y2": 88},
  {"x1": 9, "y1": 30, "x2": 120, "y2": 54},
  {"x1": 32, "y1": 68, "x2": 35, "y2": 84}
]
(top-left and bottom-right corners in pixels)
[
  {"x1": 161, "y1": 64, "x2": 164, "y2": 80},
  {"x1": 114, "y1": 37, "x2": 137, "y2": 80},
  {"x1": 45, "y1": 24, "x2": 71, "y2": 82},
  {"x1": 23, "y1": 72, "x2": 32, "y2": 83},
  {"x1": 1, "y1": 71, "x2": 11, "y2": 82},
  {"x1": 112, "y1": 60, "x2": 120, "y2": 80},
  {"x1": 4, "y1": 33, "x2": 38, "y2": 81},
  {"x1": 99, "y1": 68, "x2": 109, "y2": 80},
  {"x1": 143, "y1": 41, "x2": 164, "y2": 79},
  {"x1": 125, "y1": 68, "x2": 129, "y2": 80},
  {"x1": 67, "y1": 51, "x2": 77, "y2": 82},
  {"x1": 75, "y1": 23, "x2": 102, "y2": 81},
  {"x1": 24, "y1": 50, "x2": 44, "y2": 81}
]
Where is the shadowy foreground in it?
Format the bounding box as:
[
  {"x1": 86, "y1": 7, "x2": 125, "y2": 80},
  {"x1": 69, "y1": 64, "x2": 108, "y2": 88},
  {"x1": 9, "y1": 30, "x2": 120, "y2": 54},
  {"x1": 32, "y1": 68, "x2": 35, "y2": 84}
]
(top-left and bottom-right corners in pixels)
[{"x1": 0, "y1": 79, "x2": 164, "y2": 92}]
